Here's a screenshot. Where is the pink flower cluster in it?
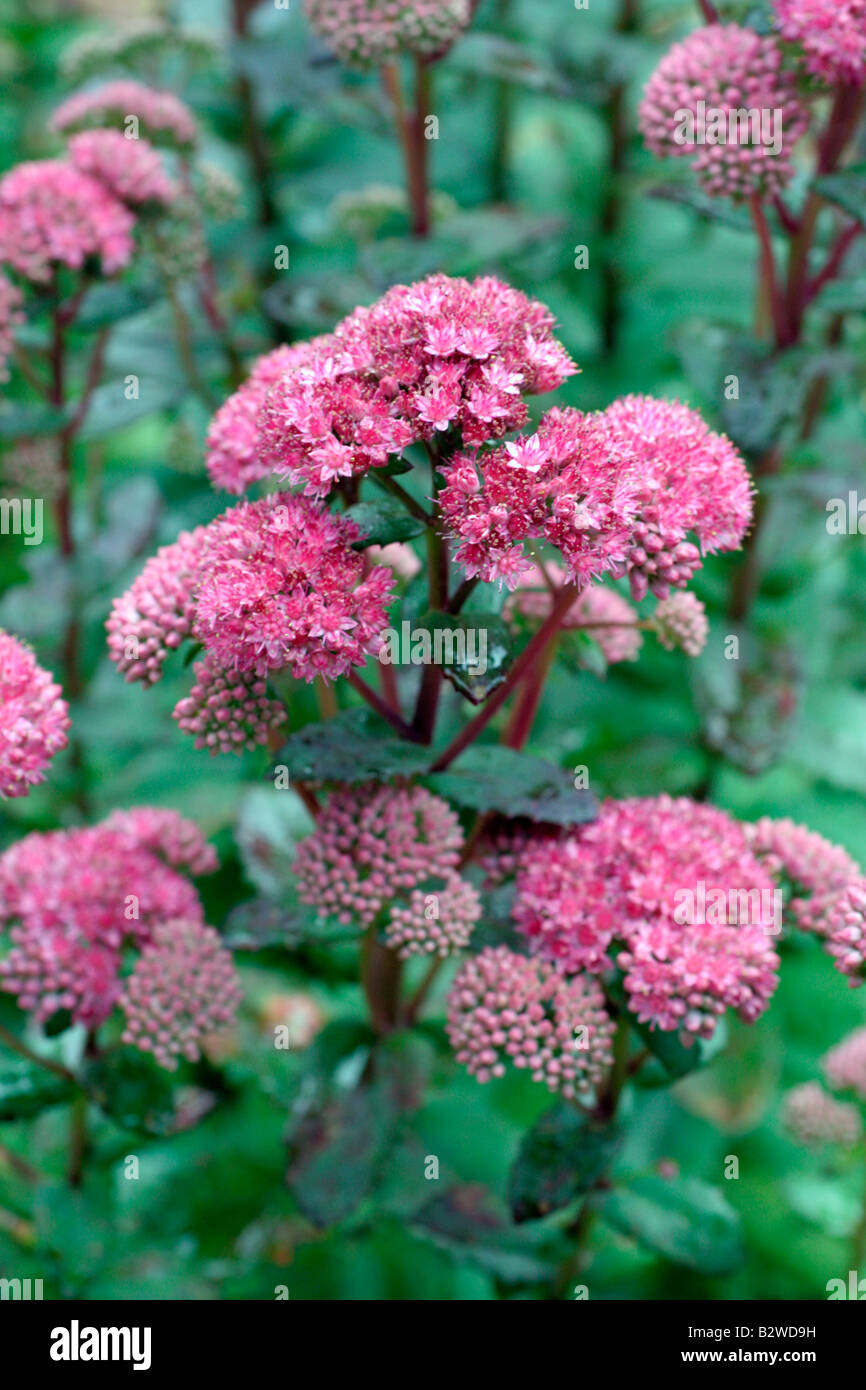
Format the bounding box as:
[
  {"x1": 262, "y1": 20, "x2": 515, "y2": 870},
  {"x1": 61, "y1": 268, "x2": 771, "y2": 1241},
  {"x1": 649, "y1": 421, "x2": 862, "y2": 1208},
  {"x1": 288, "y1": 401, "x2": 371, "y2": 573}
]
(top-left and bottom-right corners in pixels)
[
  {"x1": 505, "y1": 564, "x2": 642, "y2": 664},
  {"x1": 446, "y1": 946, "x2": 616, "y2": 1099},
  {"x1": 652, "y1": 591, "x2": 709, "y2": 657},
  {"x1": 774, "y1": 0, "x2": 866, "y2": 86},
  {"x1": 639, "y1": 24, "x2": 808, "y2": 198},
  {"x1": 746, "y1": 816, "x2": 860, "y2": 932},
  {"x1": 68, "y1": 129, "x2": 175, "y2": 206},
  {"x1": 0, "y1": 810, "x2": 217, "y2": 1033},
  {"x1": 823, "y1": 1027, "x2": 866, "y2": 1101},
  {"x1": 209, "y1": 275, "x2": 575, "y2": 498},
  {"x1": 294, "y1": 783, "x2": 479, "y2": 956},
  {"x1": 512, "y1": 796, "x2": 781, "y2": 1039},
  {"x1": 782, "y1": 1081, "x2": 862, "y2": 1147},
  {"x1": 304, "y1": 0, "x2": 472, "y2": 68},
  {"x1": 173, "y1": 655, "x2": 287, "y2": 754},
  {"x1": 107, "y1": 493, "x2": 394, "y2": 749},
  {"x1": 192, "y1": 493, "x2": 394, "y2": 679},
  {"x1": 205, "y1": 342, "x2": 322, "y2": 494},
  {"x1": 0, "y1": 630, "x2": 69, "y2": 799},
  {"x1": 0, "y1": 160, "x2": 135, "y2": 282},
  {"x1": 120, "y1": 919, "x2": 242, "y2": 1070},
  {"x1": 0, "y1": 272, "x2": 23, "y2": 381},
  {"x1": 52, "y1": 80, "x2": 198, "y2": 147},
  {"x1": 822, "y1": 882, "x2": 866, "y2": 984},
  {"x1": 439, "y1": 396, "x2": 752, "y2": 593}
]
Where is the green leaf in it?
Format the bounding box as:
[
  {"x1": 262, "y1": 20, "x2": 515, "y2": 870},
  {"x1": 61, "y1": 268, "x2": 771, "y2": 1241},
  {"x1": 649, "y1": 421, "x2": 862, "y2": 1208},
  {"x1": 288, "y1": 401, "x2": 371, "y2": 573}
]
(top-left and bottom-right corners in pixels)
[
  {"x1": 0, "y1": 1057, "x2": 74, "y2": 1120},
  {"x1": 75, "y1": 281, "x2": 161, "y2": 331},
  {"x1": 416, "y1": 610, "x2": 513, "y2": 704},
  {"x1": 0, "y1": 402, "x2": 70, "y2": 438},
  {"x1": 426, "y1": 746, "x2": 597, "y2": 825},
  {"x1": 648, "y1": 183, "x2": 755, "y2": 234},
  {"x1": 84, "y1": 1051, "x2": 179, "y2": 1137},
  {"x1": 814, "y1": 166, "x2": 866, "y2": 223},
  {"x1": 286, "y1": 1029, "x2": 428, "y2": 1228},
  {"x1": 79, "y1": 378, "x2": 183, "y2": 440},
  {"x1": 222, "y1": 896, "x2": 359, "y2": 949},
  {"x1": 275, "y1": 708, "x2": 432, "y2": 784},
  {"x1": 593, "y1": 1176, "x2": 744, "y2": 1275},
  {"x1": 410, "y1": 1184, "x2": 556, "y2": 1284},
  {"x1": 345, "y1": 496, "x2": 424, "y2": 547},
  {"x1": 509, "y1": 1103, "x2": 620, "y2": 1222}
]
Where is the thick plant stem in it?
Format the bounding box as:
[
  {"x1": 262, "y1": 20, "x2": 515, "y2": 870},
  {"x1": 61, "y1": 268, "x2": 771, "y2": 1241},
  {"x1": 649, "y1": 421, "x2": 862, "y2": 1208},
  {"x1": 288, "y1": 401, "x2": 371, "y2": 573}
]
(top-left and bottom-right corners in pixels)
[
  {"x1": 431, "y1": 583, "x2": 581, "y2": 771},
  {"x1": 600, "y1": 0, "x2": 638, "y2": 353},
  {"x1": 231, "y1": 0, "x2": 277, "y2": 227},
  {"x1": 347, "y1": 669, "x2": 419, "y2": 740},
  {"x1": 503, "y1": 634, "x2": 558, "y2": 751},
  {"x1": 361, "y1": 931, "x2": 403, "y2": 1035},
  {"x1": 382, "y1": 60, "x2": 431, "y2": 237}
]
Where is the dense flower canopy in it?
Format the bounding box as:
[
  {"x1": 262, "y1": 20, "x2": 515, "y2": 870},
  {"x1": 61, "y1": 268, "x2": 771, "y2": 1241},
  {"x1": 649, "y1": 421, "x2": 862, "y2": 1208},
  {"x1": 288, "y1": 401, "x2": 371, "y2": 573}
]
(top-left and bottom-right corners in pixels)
[
  {"x1": 107, "y1": 493, "x2": 395, "y2": 747},
  {"x1": 0, "y1": 630, "x2": 69, "y2": 799}
]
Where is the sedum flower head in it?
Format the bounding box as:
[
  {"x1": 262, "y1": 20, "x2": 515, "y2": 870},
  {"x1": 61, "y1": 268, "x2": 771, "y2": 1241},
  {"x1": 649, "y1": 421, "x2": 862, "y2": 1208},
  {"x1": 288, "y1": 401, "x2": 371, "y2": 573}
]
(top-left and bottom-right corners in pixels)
[
  {"x1": 0, "y1": 160, "x2": 135, "y2": 282},
  {"x1": 774, "y1": 0, "x2": 866, "y2": 86},
  {"x1": 192, "y1": 493, "x2": 394, "y2": 680},
  {"x1": 746, "y1": 816, "x2": 861, "y2": 932},
  {"x1": 446, "y1": 946, "x2": 616, "y2": 1099},
  {"x1": 304, "y1": 0, "x2": 472, "y2": 68},
  {"x1": 67, "y1": 129, "x2": 175, "y2": 206},
  {"x1": 823, "y1": 1027, "x2": 866, "y2": 1101},
  {"x1": 652, "y1": 591, "x2": 709, "y2": 657},
  {"x1": 440, "y1": 396, "x2": 752, "y2": 593},
  {"x1": 258, "y1": 274, "x2": 576, "y2": 496},
  {"x1": 0, "y1": 811, "x2": 214, "y2": 1026},
  {"x1": 205, "y1": 342, "x2": 325, "y2": 494},
  {"x1": 639, "y1": 24, "x2": 808, "y2": 199},
  {"x1": 173, "y1": 654, "x2": 287, "y2": 755},
  {"x1": 52, "y1": 80, "x2": 198, "y2": 148},
  {"x1": 294, "y1": 783, "x2": 478, "y2": 954},
  {"x1": 782, "y1": 1081, "x2": 862, "y2": 1147},
  {"x1": 0, "y1": 630, "x2": 69, "y2": 799},
  {"x1": 513, "y1": 796, "x2": 780, "y2": 1040},
  {"x1": 120, "y1": 918, "x2": 242, "y2": 1070},
  {"x1": 822, "y1": 881, "x2": 866, "y2": 984}
]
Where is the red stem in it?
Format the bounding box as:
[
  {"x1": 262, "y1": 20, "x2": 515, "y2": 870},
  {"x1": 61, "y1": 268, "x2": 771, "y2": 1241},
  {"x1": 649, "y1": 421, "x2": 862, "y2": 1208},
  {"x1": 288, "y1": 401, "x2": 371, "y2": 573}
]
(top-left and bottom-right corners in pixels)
[{"x1": 431, "y1": 583, "x2": 581, "y2": 771}]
